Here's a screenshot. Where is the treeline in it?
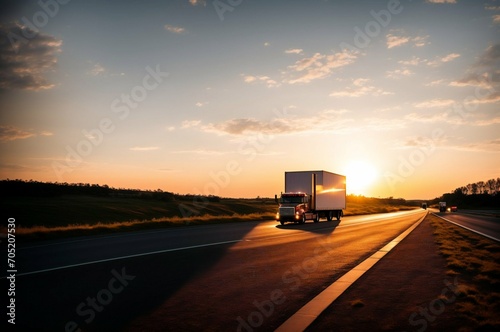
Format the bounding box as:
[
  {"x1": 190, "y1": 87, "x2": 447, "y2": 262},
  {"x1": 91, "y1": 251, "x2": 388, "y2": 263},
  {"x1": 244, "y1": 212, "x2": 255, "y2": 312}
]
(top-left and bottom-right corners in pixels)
[
  {"x1": 0, "y1": 179, "x2": 221, "y2": 202},
  {"x1": 432, "y1": 178, "x2": 500, "y2": 208}
]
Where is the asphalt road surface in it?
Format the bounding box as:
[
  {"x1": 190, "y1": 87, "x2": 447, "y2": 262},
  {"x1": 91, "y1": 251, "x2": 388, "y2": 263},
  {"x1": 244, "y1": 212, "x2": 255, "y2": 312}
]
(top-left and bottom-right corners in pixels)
[
  {"x1": 433, "y1": 210, "x2": 500, "y2": 241},
  {"x1": 2, "y1": 209, "x2": 429, "y2": 331}
]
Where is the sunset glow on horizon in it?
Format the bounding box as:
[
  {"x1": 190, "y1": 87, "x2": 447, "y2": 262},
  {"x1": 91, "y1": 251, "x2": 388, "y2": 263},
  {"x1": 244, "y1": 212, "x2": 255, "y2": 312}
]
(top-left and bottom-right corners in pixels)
[{"x1": 0, "y1": 0, "x2": 499, "y2": 199}]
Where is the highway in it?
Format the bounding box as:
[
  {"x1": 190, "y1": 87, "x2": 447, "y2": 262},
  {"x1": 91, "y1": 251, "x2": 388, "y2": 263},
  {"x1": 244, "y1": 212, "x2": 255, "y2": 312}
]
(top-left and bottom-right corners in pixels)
[
  {"x1": 432, "y1": 210, "x2": 500, "y2": 242},
  {"x1": 3, "y1": 209, "x2": 429, "y2": 331}
]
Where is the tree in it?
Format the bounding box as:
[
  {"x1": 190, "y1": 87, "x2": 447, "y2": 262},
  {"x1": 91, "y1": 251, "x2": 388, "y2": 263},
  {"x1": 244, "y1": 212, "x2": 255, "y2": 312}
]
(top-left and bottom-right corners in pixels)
[
  {"x1": 471, "y1": 183, "x2": 478, "y2": 195},
  {"x1": 487, "y1": 179, "x2": 496, "y2": 195}
]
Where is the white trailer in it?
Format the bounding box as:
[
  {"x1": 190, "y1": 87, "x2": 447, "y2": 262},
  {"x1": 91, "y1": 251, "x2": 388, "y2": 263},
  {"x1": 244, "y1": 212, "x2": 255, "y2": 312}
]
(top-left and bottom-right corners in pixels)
[{"x1": 276, "y1": 170, "x2": 346, "y2": 225}]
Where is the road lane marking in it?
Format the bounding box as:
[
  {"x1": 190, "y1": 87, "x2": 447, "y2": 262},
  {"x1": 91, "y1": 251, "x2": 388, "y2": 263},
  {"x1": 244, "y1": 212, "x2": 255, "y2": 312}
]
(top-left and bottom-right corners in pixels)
[
  {"x1": 2, "y1": 239, "x2": 242, "y2": 278},
  {"x1": 431, "y1": 213, "x2": 500, "y2": 242},
  {"x1": 275, "y1": 212, "x2": 427, "y2": 332}
]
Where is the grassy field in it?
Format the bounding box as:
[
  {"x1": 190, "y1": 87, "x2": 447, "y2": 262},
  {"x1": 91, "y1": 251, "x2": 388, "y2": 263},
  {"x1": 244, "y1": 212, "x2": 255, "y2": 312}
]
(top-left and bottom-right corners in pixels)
[
  {"x1": 429, "y1": 214, "x2": 500, "y2": 329},
  {"x1": 1, "y1": 194, "x2": 417, "y2": 240}
]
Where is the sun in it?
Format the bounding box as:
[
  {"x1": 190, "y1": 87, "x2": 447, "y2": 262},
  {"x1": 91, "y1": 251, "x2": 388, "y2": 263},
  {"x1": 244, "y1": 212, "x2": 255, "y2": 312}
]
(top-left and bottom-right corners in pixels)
[{"x1": 344, "y1": 160, "x2": 378, "y2": 195}]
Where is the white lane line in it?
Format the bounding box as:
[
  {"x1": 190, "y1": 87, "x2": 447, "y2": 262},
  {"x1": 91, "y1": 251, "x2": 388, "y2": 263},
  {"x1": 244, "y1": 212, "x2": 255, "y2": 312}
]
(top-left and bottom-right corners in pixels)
[
  {"x1": 2, "y1": 239, "x2": 241, "y2": 278},
  {"x1": 275, "y1": 212, "x2": 427, "y2": 332},
  {"x1": 431, "y1": 213, "x2": 500, "y2": 242}
]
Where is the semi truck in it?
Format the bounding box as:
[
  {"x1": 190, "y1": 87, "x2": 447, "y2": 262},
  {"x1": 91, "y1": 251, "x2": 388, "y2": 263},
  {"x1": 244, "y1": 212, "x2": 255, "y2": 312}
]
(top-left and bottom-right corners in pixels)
[
  {"x1": 439, "y1": 201, "x2": 446, "y2": 212},
  {"x1": 275, "y1": 170, "x2": 346, "y2": 225}
]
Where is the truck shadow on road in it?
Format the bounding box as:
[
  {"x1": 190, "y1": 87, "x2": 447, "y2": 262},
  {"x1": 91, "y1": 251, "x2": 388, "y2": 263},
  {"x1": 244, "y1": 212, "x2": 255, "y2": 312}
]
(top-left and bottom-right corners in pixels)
[{"x1": 276, "y1": 220, "x2": 341, "y2": 233}]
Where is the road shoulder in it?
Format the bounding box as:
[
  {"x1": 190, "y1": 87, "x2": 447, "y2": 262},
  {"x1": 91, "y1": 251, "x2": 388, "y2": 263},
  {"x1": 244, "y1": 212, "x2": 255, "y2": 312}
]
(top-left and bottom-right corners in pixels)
[{"x1": 307, "y1": 214, "x2": 472, "y2": 331}]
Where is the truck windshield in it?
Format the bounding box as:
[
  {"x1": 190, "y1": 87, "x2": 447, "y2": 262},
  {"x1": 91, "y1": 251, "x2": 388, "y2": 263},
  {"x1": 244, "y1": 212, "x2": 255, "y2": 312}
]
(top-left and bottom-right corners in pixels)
[{"x1": 281, "y1": 196, "x2": 305, "y2": 204}]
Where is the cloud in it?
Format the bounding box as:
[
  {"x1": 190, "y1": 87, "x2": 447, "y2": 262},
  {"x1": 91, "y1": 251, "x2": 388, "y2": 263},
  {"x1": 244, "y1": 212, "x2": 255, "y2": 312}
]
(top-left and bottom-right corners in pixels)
[
  {"x1": 330, "y1": 78, "x2": 393, "y2": 97},
  {"x1": 129, "y1": 146, "x2": 160, "y2": 151},
  {"x1": 88, "y1": 63, "x2": 106, "y2": 76},
  {"x1": 426, "y1": 0, "x2": 457, "y2": 3},
  {"x1": 182, "y1": 120, "x2": 201, "y2": 128},
  {"x1": 189, "y1": 109, "x2": 352, "y2": 136},
  {"x1": 427, "y1": 53, "x2": 461, "y2": 66},
  {"x1": 243, "y1": 75, "x2": 279, "y2": 88},
  {"x1": 386, "y1": 68, "x2": 413, "y2": 79},
  {"x1": 285, "y1": 50, "x2": 359, "y2": 84},
  {"x1": 413, "y1": 98, "x2": 455, "y2": 108},
  {"x1": 164, "y1": 24, "x2": 186, "y2": 34},
  {"x1": 396, "y1": 135, "x2": 448, "y2": 149},
  {"x1": 398, "y1": 53, "x2": 460, "y2": 68},
  {"x1": 386, "y1": 34, "x2": 410, "y2": 48},
  {"x1": 0, "y1": 125, "x2": 35, "y2": 141},
  {"x1": 386, "y1": 32, "x2": 429, "y2": 49},
  {"x1": 172, "y1": 149, "x2": 229, "y2": 156},
  {"x1": 398, "y1": 56, "x2": 424, "y2": 66},
  {"x1": 405, "y1": 112, "x2": 447, "y2": 123},
  {"x1": 0, "y1": 125, "x2": 53, "y2": 142},
  {"x1": 364, "y1": 118, "x2": 407, "y2": 131},
  {"x1": 456, "y1": 138, "x2": 500, "y2": 153},
  {"x1": 465, "y1": 91, "x2": 500, "y2": 105},
  {"x1": 0, "y1": 22, "x2": 62, "y2": 91},
  {"x1": 493, "y1": 15, "x2": 500, "y2": 24},
  {"x1": 450, "y1": 44, "x2": 499, "y2": 93},
  {"x1": 195, "y1": 101, "x2": 208, "y2": 107},
  {"x1": 284, "y1": 48, "x2": 303, "y2": 55},
  {"x1": 473, "y1": 116, "x2": 500, "y2": 126},
  {"x1": 475, "y1": 43, "x2": 500, "y2": 67},
  {"x1": 188, "y1": 0, "x2": 206, "y2": 5}
]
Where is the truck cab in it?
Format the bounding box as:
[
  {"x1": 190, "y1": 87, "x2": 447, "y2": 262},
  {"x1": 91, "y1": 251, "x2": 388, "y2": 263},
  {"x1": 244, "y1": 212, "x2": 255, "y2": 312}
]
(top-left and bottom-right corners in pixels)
[{"x1": 276, "y1": 192, "x2": 309, "y2": 224}]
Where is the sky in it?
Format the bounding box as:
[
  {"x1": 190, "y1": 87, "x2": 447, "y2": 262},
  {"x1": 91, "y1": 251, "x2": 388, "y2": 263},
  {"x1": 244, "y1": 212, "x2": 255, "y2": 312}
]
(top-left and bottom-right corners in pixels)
[{"x1": 0, "y1": 0, "x2": 499, "y2": 199}]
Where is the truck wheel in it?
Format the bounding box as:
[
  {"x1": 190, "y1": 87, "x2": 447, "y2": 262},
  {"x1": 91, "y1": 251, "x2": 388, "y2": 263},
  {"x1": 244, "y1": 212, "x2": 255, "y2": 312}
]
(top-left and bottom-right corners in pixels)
[
  {"x1": 314, "y1": 213, "x2": 319, "y2": 223},
  {"x1": 336, "y1": 211, "x2": 341, "y2": 221},
  {"x1": 301, "y1": 214, "x2": 306, "y2": 224},
  {"x1": 327, "y1": 211, "x2": 333, "y2": 222},
  {"x1": 280, "y1": 220, "x2": 285, "y2": 225}
]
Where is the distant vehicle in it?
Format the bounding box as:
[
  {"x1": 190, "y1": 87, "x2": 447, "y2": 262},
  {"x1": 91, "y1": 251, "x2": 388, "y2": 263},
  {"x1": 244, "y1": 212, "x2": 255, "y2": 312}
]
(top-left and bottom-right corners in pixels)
[
  {"x1": 439, "y1": 202, "x2": 446, "y2": 212},
  {"x1": 421, "y1": 203, "x2": 427, "y2": 209},
  {"x1": 451, "y1": 206, "x2": 458, "y2": 212},
  {"x1": 275, "y1": 170, "x2": 346, "y2": 225}
]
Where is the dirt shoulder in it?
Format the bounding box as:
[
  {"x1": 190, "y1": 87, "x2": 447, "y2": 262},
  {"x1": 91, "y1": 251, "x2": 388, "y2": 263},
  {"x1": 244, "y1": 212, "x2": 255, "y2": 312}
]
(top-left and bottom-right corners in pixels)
[{"x1": 307, "y1": 214, "x2": 476, "y2": 332}]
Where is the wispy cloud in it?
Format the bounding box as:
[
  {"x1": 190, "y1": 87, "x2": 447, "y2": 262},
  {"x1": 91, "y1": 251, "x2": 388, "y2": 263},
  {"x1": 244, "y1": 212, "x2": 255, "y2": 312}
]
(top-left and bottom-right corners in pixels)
[
  {"x1": 450, "y1": 43, "x2": 499, "y2": 91},
  {"x1": 195, "y1": 101, "x2": 209, "y2": 107},
  {"x1": 186, "y1": 109, "x2": 352, "y2": 136},
  {"x1": 413, "y1": 98, "x2": 456, "y2": 108},
  {"x1": 405, "y1": 112, "x2": 450, "y2": 123},
  {"x1": 0, "y1": 126, "x2": 35, "y2": 141},
  {"x1": 426, "y1": 0, "x2": 457, "y2": 3},
  {"x1": 172, "y1": 149, "x2": 229, "y2": 156},
  {"x1": 386, "y1": 32, "x2": 429, "y2": 49},
  {"x1": 386, "y1": 34, "x2": 410, "y2": 49},
  {"x1": 284, "y1": 48, "x2": 303, "y2": 55},
  {"x1": 243, "y1": 75, "x2": 280, "y2": 88},
  {"x1": 0, "y1": 22, "x2": 62, "y2": 91},
  {"x1": 188, "y1": 0, "x2": 206, "y2": 6},
  {"x1": 330, "y1": 78, "x2": 393, "y2": 97},
  {"x1": 87, "y1": 63, "x2": 106, "y2": 76},
  {"x1": 182, "y1": 120, "x2": 201, "y2": 128},
  {"x1": 493, "y1": 15, "x2": 500, "y2": 24},
  {"x1": 427, "y1": 53, "x2": 460, "y2": 66},
  {"x1": 455, "y1": 138, "x2": 500, "y2": 153},
  {"x1": 164, "y1": 24, "x2": 186, "y2": 34},
  {"x1": 129, "y1": 146, "x2": 160, "y2": 151},
  {"x1": 386, "y1": 68, "x2": 413, "y2": 79},
  {"x1": 425, "y1": 0, "x2": 457, "y2": 4},
  {"x1": 0, "y1": 125, "x2": 53, "y2": 142},
  {"x1": 285, "y1": 50, "x2": 359, "y2": 84}
]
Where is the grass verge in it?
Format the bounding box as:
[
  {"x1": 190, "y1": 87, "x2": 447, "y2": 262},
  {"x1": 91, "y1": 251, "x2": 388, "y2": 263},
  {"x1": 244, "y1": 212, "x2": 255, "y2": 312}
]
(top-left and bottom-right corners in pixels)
[
  {"x1": 0, "y1": 195, "x2": 417, "y2": 242},
  {"x1": 429, "y1": 213, "x2": 500, "y2": 330}
]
